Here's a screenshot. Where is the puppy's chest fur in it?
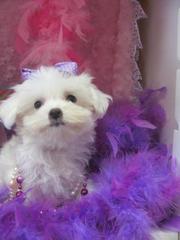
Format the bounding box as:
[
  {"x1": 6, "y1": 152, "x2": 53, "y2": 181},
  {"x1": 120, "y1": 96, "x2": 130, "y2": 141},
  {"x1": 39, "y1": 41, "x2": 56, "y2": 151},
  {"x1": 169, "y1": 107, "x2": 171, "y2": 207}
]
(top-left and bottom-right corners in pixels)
[{"x1": 0, "y1": 133, "x2": 94, "y2": 200}]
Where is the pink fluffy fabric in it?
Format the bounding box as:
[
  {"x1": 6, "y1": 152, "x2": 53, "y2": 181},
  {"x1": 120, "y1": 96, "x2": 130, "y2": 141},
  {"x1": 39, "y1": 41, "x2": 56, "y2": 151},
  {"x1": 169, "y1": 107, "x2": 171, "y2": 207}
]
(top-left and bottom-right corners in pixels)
[
  {"x1": 16, "y1": 0, "x2": 91, "y2": 67},
  {"x1": 0, "y1": 0, "x2": 145, "y2": 100}
]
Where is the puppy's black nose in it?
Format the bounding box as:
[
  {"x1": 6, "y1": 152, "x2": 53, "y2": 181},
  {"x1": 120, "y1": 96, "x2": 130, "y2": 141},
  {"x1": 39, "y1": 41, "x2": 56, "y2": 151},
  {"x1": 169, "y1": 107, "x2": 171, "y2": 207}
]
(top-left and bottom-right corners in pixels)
[{"x1": 49, "y1": 108, "x2": 62, "y2": 120}]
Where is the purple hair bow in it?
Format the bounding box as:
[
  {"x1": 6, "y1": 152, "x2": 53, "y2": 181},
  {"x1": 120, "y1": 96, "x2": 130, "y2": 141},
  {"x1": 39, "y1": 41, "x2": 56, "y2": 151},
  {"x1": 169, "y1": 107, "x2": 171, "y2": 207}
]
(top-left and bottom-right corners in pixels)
[{"x1": 21, "y1": 62, "x2": 78, "y2": 80}]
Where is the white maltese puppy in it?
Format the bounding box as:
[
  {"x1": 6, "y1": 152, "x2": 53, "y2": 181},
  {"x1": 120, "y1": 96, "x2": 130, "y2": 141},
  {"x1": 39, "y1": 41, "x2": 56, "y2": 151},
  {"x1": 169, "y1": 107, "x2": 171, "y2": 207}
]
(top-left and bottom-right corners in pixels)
[{"x1": 0, "y1": 63, "x2": 111, "y2": 203}]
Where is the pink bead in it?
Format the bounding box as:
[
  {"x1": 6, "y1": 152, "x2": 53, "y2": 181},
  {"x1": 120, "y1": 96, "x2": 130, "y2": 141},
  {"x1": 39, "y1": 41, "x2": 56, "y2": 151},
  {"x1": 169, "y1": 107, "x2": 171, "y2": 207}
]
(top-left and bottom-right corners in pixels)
[
  {"x1": 81, "y1": 188, "x2": 88, "y2": 196},
  {"x1": 16, "y1": 176, "x2": 24, "y2": 184},
  {"x1": 16, "y1": 190, "x2": 23, "y2": 197}
]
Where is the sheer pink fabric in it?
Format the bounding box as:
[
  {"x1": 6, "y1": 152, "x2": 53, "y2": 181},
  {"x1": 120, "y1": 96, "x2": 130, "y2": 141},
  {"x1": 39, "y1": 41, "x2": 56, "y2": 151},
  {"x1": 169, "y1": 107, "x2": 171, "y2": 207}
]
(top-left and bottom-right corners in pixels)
[{"x1": 88, "y1": 0, "x2": 145, "y2": 97}]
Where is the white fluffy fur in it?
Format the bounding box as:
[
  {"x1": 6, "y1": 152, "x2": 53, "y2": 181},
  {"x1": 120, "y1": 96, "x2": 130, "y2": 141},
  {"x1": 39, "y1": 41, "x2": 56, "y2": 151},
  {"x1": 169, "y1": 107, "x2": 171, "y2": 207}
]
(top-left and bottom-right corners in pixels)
[{"x1": 0, "y1": 67, "x2": 111, "y2": 202}]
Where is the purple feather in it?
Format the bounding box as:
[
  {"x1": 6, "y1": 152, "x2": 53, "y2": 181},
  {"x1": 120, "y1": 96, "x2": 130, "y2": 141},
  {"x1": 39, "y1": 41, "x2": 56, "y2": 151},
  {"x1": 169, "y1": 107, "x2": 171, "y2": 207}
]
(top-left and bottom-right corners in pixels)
[{"x1": 0, "y1": 89, "x2": 179, "y2": 239}]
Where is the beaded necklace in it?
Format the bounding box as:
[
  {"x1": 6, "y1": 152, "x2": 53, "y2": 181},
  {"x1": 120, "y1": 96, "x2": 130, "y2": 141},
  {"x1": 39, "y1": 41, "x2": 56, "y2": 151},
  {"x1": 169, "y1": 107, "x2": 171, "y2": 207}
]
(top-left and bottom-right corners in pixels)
[{"x1": 9, "y1": 167, "x2": 88, "y2": 200}]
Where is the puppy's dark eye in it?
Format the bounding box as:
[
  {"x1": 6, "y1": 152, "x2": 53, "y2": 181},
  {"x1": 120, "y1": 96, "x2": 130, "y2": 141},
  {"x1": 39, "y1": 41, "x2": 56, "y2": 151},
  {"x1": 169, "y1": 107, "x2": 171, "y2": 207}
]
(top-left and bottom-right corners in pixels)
[
  {"x1": 66, "y1": 95, "x2": 77, "y2": 103},
  {"x1": 34, "y1": 100, "x2": 43, "y2": 109}
]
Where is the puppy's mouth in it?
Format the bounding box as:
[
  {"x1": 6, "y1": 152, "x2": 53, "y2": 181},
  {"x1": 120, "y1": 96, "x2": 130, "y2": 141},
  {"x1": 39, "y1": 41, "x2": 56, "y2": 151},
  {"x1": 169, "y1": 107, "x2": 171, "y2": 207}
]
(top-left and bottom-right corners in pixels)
[{"x1": 50, "y1": 120, "x2": 65, "y2": 127}]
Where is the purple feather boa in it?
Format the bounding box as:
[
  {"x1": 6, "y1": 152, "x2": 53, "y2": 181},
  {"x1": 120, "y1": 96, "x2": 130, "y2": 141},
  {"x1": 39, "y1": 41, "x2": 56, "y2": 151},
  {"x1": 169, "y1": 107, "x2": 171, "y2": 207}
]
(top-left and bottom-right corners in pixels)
[{"x1": 0, "y1": 88, "x2": 179, "y2": 240}]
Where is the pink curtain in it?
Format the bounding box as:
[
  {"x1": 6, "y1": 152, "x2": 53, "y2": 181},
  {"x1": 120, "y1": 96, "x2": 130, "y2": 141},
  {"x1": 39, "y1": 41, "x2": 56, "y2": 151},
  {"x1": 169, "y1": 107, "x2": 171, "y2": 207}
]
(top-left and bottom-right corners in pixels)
[
  {"x1": 88, "y1": 0, "x2": 145, "y2": 97},
  {"x1": 0, "y1": 0, "x2": 145, "y2": 97}
]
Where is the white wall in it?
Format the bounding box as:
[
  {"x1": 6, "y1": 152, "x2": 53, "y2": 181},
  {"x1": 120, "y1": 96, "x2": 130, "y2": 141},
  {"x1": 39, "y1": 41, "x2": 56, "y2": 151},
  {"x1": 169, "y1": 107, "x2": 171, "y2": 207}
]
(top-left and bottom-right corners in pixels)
[
  {"x1": 144, "y1": 0, "x2": 180, "y2": 145},
  {"x1": 142, "y1": 1, "x2": 180, "y2": 239}
]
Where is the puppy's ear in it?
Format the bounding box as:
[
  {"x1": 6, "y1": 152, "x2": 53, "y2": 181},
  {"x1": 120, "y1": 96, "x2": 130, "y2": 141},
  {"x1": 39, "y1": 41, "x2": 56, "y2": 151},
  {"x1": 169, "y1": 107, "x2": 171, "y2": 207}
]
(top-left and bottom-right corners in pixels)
[
  {"x1": 77, "y1": 73, "x2": 112, "y2": 119},
  {"x1": 0, "y1": 92, "x2": 19, "y2": 129},
  {"x1": 90, "y1": 84, "x2": 112, "y2": 119}
]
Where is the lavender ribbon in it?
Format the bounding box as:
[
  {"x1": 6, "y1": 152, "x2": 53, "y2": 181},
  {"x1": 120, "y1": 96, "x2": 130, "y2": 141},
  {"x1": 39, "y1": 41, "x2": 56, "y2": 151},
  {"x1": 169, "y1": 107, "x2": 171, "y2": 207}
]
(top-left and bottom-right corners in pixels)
[{"x1": 21, "y1": 61, "x2": 78, "y2": 80}]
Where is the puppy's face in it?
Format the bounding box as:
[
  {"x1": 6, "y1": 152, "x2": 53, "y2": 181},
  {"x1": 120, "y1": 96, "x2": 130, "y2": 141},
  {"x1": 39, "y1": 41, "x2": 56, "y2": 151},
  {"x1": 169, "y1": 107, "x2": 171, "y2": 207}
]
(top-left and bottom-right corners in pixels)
[{"x1": 0, "y1": 67, "x2": 111, "y2": 142}]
